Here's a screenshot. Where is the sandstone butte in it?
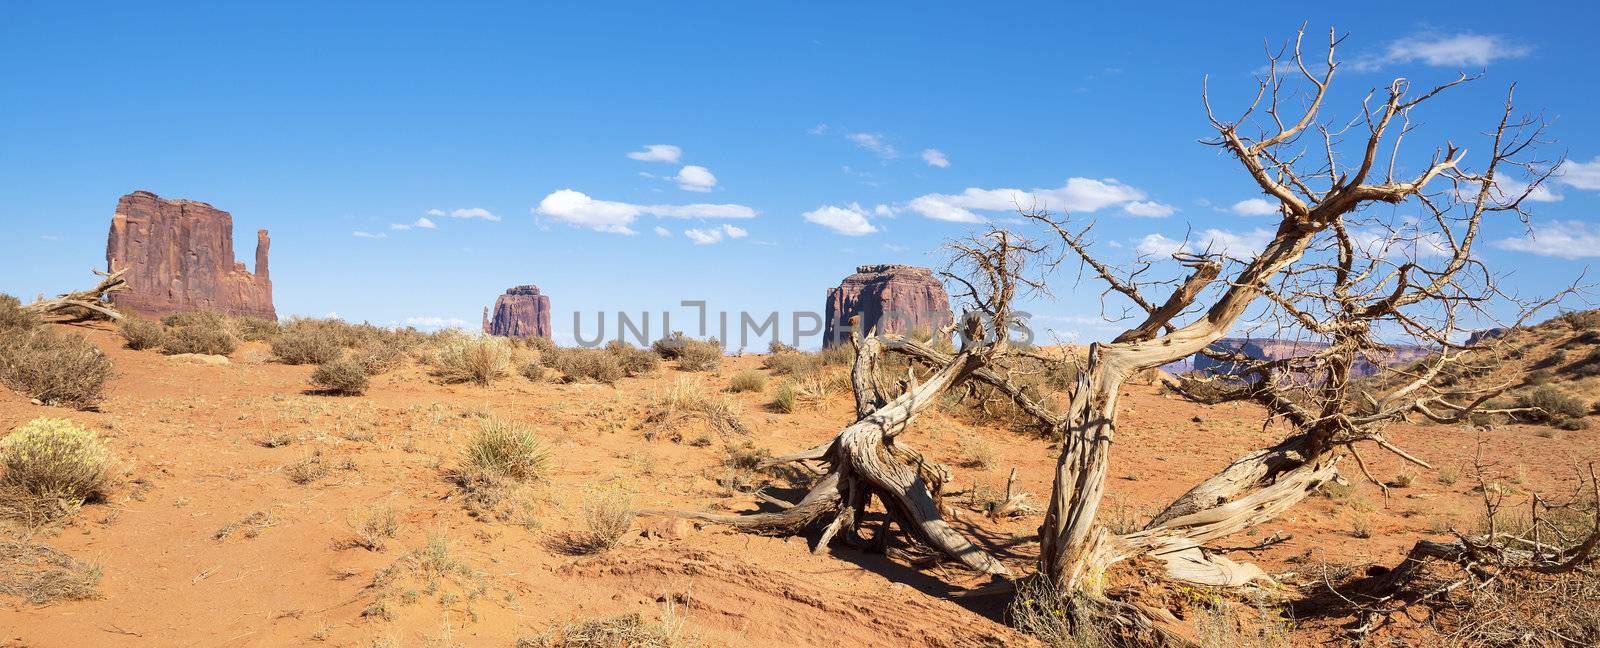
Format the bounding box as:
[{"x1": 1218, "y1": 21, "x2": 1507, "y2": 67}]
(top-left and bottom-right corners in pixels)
[
  {"x1": 483, "y1": 284, "x2": 553, "y2": 338},
  {"x1": 823, "y1": 264, "x2": 953, "y2": 346},
  {"x1": 106, "y1": 190, "x2": 276, "y2": 320}
]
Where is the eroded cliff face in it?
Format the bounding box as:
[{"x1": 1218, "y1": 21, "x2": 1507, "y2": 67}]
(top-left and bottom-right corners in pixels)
[
  {"x1": 483, "y1": 285, "x2": 552, "y2": 338},
  {"x1": 106, "y1": 190, "x2": 276, "y2": 320},
  {"x1": 823, "y1": 264, "x2": 952, "y2": 346}
]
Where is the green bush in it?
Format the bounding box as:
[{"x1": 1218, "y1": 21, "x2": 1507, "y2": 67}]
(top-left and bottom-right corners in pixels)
[
  {"x1": 160, "y1": 323, "x2": 238, "y2": 356},
  {"x1": 729, "y1": 369, "x2": 767, "y2": 393},
  {"x1": 311, "y1": 358, "x2": 369, "y2": 395},
  {"x1": 118, "y1": 318, "x2": 166, "y2": 350},
  {"x1": 1, "y1": 418, "x2": 112, "y2": 515},
  {"x1": 0, "y1": 328, "x2": 111, "y2": 409},
  {"x1": 462, "y1": 417, "x2": 550, "y2": 482}
]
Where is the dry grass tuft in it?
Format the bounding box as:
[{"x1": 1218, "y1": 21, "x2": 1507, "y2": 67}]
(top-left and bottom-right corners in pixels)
[
  {"x1": 348, "y1": 505, "x2": 401, "y2": 551},
  {"x1": 551, "y1": 488, "x2": 635, "y2": 555},
  {"x1": 213, "y1": 509, "x2": 276, "y2": 540},
  {"x1": 284, "y1": 452, "x2": 331, "y2": 485},
  {"x1": 727, "y1": 369, "x2": 767, "y2": 393},
  {"x1": 641, "y1": 379, "x2": 748, "y2": 441},
  {"x1": 0, "y1": 536, "x2": 102, "y2": 604},
  {"x1": 548, "y1": 348, "x2": 624, "y2": 384},
  {"x1": 519, "y1": 609, "x2": 690, "y2": 648},
  {"x1": 956, "y1": 433, "x2": 997, "y2": 470},
  {"x1": 431, "y1": 336, "x2": 514, "y2": 385}
]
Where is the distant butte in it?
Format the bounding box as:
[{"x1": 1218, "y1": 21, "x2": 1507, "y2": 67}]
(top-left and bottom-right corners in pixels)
[
  {"x1": 824, "y1": 264, "x2": 952, "y2": 346},
  {"x1": 483, "y1": 284, "x2": 552, "y2": 338},
  {"x1": 106, "y1": 190, "x2": 276, "y2": 320}
]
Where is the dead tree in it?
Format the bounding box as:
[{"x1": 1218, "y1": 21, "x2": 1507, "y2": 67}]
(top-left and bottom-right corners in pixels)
[
  {"x1": 676, "y1": 25, "x2": 1574, "y2": 642},
  {"x1": 22, "y1": 268, "x2": 128, "y2": 321}
]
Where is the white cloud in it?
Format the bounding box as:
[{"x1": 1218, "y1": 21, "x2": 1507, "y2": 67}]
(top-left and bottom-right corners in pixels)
[
  {"x1": 1136, "y1": 228, "x2": 1273, "y2": 258},
  {"x1": 672, "y1": 165, "x2": 718, "y2": 192},
  {"x1": 921, "y1": 148, "x2": 950, "y2": 168},
  {"x1": 352, "y1": 231, "x2": 387, "y2": 239},
  {"x1": 1123, "y1": 200, "x2": 1176, "y2": 218},
  {"x1": 654, "y1": 226, "x2": 672, "y2": 237},
  {"x1": 1494, "y1": 220, "x2": 1600, "y2": 259},
  {"x1": 846, "y1": 132, "x2": 898, "y2": 159},
  {"x1": 1357, "y1": 33, "x2": 1530, "y2": 70},
  {"x1": 403, "y1": 316, "x2": 472, "y2": 331},
  {"x1": 1559, "y1": 157, "x2": 1600, "y2": 191},
  {"x1": 808, "y1": 123, "x2": 830, "y2": 135},
  {"x1": 803, "y1": 203, "x2": 882, "y2": 236},
  {"x1": 534, "y1": 189, "x2": 756, "y2": 235},
  {"x1": 427, "y1": 207, "x2": 500, "y2": 222},
  {"x1": 905, "y1": 178, "x2": 1150, "y2": 222},
  {"x1": 626, "y1": 144, "x2": 682, "y2": 163},
  {"x1": 389, "y1": 216, "x2": 438, "y2": 231},
  {"x1": 1230, "y1": 198, "x2": 1279, "y2": 216},
  {"x1": 883, "y1": 243, "x2": 908, "y2": 252},
  {"x1": 683, "y1": 223, "x2": 749, "y2": 245}
]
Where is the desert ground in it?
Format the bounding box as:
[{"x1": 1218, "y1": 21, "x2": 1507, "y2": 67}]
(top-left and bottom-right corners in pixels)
[{"x1": 2, "y1": 318, "x2": 1594, "y2": 647}]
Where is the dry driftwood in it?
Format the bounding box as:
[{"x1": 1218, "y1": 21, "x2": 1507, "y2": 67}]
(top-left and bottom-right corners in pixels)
[{"x1": 23, "y1": 268, "x2": 128, "y2": 321}]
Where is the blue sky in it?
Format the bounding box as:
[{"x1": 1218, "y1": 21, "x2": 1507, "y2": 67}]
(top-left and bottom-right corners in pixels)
[{"x1": 3, "y1": 2, "x2": 1598, "y2": 346}]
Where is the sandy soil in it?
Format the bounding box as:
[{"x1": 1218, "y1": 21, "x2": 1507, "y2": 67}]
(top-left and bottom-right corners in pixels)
[{"x1": 2, "y1": 321, "x2": 1595, "y2": 647}]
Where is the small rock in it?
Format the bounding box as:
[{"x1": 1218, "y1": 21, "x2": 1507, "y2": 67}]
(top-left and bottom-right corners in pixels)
[
  {"x1": 167, "y1": 353, "x2": 230, "y2": 366},
  {"x1": 640, "y1": 517, "x2": 691, "y2": 540},
  {"x1": 1191, "y1": 416, "x2": 1204, "y2": 423}
]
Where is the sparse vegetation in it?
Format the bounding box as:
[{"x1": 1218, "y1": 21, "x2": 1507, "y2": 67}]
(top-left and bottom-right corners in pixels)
[
  {"x1": 675, "y1": 339, "x2": 722, "y2": 372},
  {"x1": 349, "y1": 505, "x2": 401, "y2": 551},
  {"x1": 548, "y1": 348, "x2": 624, "y2": 384},
  {"x1": 956, "y1": 433, "x2": 997, "y2": 470},
  {"x1": 350, "y1": 342, "x2": 404, "y2": 376},
  {"x1": 641, "y1": 378, "x2": 747, "y2": 441},
  {"x1": 214, "y1": 509, "x2": 276, "y2": 540},
  {"x1": 271, "y1": 318, "x2": 348, "y2": 364},
  {"x1": 311, "y1": 358, "x2": 370, "y2": 395},
  {"x1": 284, "y1": 452, "x2": 331, "y2": 485},
  {"x1": 521, "y1": 360, "x2": 547, "y2": 382},
  {"x1": 0, "y1": 537, "x2": 102, "y2": 603},
  {"x1": 461, "y1": 417, "x2": 551, "y2": 483},
  {"x1": 1515, "y1": 385, "x2": 1588, "y2": 424},
  {"x1": 160, "y1": 314, "x2": 239, "y2": 355},
  {"x1": 520, "y1": 610, "x2": 689, "y2": 648}
]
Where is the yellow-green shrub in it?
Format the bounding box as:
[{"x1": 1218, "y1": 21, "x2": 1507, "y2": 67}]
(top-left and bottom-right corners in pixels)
[{"x1": 1, "y1": 418, "x2": 112, "y2": 515}]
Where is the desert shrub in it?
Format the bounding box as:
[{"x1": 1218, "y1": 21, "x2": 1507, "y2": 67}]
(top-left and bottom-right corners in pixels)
[
  {"x1": 550, "y1": 348, "x2": 623, "y2": 384},
  {"x1": 118, "y1": 318, "x2": 166, "y2": 350},
  {"x1": 608, "y1": 343, "x2": 660, "y2": 377},
  {"x1": 461, "y1": 417, "x2": 551, "y2": 483},
  {"x1": 676, "y1": 339, "x2": 722, "y2": 372},
  {"x1": 348, "y1": 505, "x2": 400, "y2": 551},
  {"x1": 160, "y1": 322, "x2": 238, "y2": 355},
  {"x1": 651, "y1": 331, "x2": 692, "y2": 359},
  {"x1": 0, "y1": 294, "x2": 38, "y2": 332},
  {"x1": 231, "y1": 316, "x2": 280, "y2": 342},
  {"x1": 1516, "y1": 386, "x2": 1588, "y2": 423},
  {"x1": 768, "y1": 340, "x2": 797, "y2": 355},
  {"x1": 0, "y1": 328, "x2": 112, "y2": 409},
  {"x1": 1, "y1": 418, "x2": 112, "y2": 518},
  {"x1": 521, "y1": 361, "x2": 547, "y2": 382},
  {"x1": 350, "y1": 343, "x2": 404, "y2": 375},
  {"x1": 728, "y1": 369, "x2": 766, "y2": 393},
  {"x1": 553, "y1": 488, "x2": 634, "y2": 555},
  {"x1": 311, "y1": 358, "x2": 370, "y2": 395},
  {"x1": 521, "y1": 611, "x2": 688, "y2": 648},
  {"x1": 772, "y1": 381, "x2": 798, "y2": 413},
  {"x1": 816, "y1": 343, "x2": 855, "y2": 366},
  {"x1": 431, "y1": 335, "x2": 514, "y2": 385},
  {"x1": 270, "y1": 320, "x2": 346, "y2": 364},
  {"x1": 1563, "y1": 310, "x2": 1600, "y2": 330},
  {"x1": 521, "y1": 335, "x2": 558, "y2": 354},
  {"x1": 283, "y1": 453, "x2": 330, "y2": 485},
  {"x1": 762, "y1": 351, "x2": 818, "y2": 376},
  {"x1": 1555, "y1": 418, "x2": 1591, "y2": 431},
  {"x1": 160, "y1": 311, "x2": 229, "y2": 329}
]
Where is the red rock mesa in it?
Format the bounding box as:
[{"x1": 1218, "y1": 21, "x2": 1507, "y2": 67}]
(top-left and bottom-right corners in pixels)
[
  {"x1": 483, "y1": 285, "x2": 552, "y2": 338},
  {"x1": 106, "y1": 190, "x2": 276, "y2": 320},
  {"x1": 824, "y1": 264, "x2": 952, "y2": 346}
]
